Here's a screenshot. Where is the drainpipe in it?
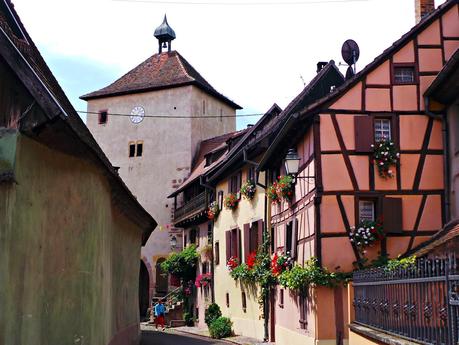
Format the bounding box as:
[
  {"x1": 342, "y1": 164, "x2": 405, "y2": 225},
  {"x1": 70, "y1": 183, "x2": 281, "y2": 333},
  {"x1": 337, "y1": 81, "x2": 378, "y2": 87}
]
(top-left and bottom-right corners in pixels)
[
  {"x1": 200, "y1": 175, "x2": 216, "y2": 303},
  {"x1": 243, "y1": 148, "x2": 270, "y2": 341},
  {"x1": 424, "y1": 96, "x2": 450, "y2": 224}
]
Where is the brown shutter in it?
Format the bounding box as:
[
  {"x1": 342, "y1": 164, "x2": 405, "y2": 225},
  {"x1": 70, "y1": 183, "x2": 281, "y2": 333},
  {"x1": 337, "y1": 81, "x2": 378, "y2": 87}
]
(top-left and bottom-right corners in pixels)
[
  {"x1": 283, "y1": 224, "x2": 288, "y2": 255},
  {"x1": 383, "y1": 197, "x2": 403, "y2": 233},
  {"x1": 236, "y1": 228, "x2": 241, "y2": 261},
  {"x1": 291, "y1": 218, "x2": 298, "y2": 260},
  {"x1": 243, "y1": 223, "x2": 250, "y2": 263},
  {"x1": 355, "y1": 116, "x2": 374, "y2": 153},
  {"x1": 225, "y1": 231, "x2": 231, "y2": 261},
  {"x1": 257, "y1": 219, "x2": 264, "y2": 251},
  {"x1": 238, "y1": 171, "x2": 242, "y2": 190}
]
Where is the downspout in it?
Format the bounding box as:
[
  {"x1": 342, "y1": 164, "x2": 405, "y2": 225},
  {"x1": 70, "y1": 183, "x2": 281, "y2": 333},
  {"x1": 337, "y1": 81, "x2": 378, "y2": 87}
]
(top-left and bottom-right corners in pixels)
[
  {"x1": 424, "y1": 96, "x2": 450, "y2": 224},
  {"x1": 243, "y1": 148, "x2": 269, "y2": 341},
  {"x1": 200, "y1": 175, "x2": 216, "y2": 303}
]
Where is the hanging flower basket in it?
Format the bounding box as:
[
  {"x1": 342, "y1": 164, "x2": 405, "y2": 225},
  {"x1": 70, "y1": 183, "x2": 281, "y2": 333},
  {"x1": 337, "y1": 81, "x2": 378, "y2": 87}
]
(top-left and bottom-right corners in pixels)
[
  {"x1": 207, "y1": 201, "x2": 220, "y2": 220},
  {"x1": 226, "y1": 256, "x2": 239, "y2": 271},
  {"x1": 241, "y1": 180, "x2": 257, "y2": 200},
  {"x1": 277, "y1": 175, "x2": 294, "y2": 200},
  {"x1": 349, "y1": 219, "x2": 384, "y2": 253},
  {"x1": 271, "y1": 252, "x2": 293, "y2": 276},
  {"x1": 267, "y1": 183, "x2": 280, "y2": 204},
  {"x1": 372, "y1": 139, "x2": 400, "y2": 178},
  {"x1": 224, "y1": 193, "x2": 239, "y2": 210},
  {"x1": 195, "y1": 273, "x2": 212, "y2": 288}
]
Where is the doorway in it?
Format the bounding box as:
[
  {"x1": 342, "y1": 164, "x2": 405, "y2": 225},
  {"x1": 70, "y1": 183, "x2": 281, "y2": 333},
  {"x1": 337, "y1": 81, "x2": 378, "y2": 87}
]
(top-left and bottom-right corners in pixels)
[
  {"x1": 139, "y1": 260, "x2": 150, "y2": 319},
  {"x1": 156, "y1": 258, "x2": 168, "y2": 295}
]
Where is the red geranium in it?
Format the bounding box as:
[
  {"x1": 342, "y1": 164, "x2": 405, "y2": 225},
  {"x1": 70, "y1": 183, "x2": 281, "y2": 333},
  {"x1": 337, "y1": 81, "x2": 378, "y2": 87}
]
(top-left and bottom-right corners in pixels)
[{"x1": 247, "y1": 252, "x2": 257, "y2": 270}]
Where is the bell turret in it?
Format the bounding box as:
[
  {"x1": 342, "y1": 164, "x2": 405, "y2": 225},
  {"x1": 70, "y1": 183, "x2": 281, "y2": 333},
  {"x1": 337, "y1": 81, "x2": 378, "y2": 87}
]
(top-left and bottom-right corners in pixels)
[{"x1": 154, "y1": 15, "x2": 176, "y2": 53}]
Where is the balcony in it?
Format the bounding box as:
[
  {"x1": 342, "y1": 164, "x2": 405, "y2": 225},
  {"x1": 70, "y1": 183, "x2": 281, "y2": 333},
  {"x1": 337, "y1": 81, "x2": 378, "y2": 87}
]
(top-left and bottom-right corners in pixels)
[{"x1": 174, "y1": 192, "x2": 207, "y2": 226}]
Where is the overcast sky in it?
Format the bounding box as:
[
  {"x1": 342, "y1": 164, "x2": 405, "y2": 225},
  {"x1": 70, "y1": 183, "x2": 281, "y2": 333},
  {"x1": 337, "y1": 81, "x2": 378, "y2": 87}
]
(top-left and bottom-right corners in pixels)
[{"x1": 11, "y1": 0, "x2": 446, "y2": 129}]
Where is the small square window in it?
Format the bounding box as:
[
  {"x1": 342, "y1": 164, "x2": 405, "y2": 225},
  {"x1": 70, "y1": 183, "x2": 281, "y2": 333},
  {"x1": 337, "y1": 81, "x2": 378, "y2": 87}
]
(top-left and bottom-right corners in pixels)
[
  {"x1": 374, "y1": 119, "x2": 391, "y2": 142},
  {"x1": 136, "y1": 142, "x2": 143, "y2": 157},
  {"x1": 394, "y1": 66, "x2": 415, "y2": 84},
  {"x1": 98, "y1": 110, "x2": 108, "y2": 124},
  {"x1": 359, "y1": 200, "x2": 375, "y2": 222},
  {"x1": 129, "y1": 142, "x2": 136, "y2": 157}
]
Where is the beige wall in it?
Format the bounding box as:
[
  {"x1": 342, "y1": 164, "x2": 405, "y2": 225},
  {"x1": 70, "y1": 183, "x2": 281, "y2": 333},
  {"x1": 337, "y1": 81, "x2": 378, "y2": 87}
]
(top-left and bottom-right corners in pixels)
[
  {"x1": 85, "y1": 85, "x2": 236, "y2": 295},
  {"x1": 213, "y1": 165, "x2": 265, "y2": 340}
]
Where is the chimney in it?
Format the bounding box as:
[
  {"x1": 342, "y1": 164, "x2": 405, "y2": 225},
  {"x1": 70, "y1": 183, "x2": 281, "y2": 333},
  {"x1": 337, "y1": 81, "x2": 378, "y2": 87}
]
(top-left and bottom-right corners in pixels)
[
  {"x1": 415, "y1": 0, "x2": 435, "y2": 23},
  {"x1": 316, "y1": 61, "x2": 328, "y2": 73}
]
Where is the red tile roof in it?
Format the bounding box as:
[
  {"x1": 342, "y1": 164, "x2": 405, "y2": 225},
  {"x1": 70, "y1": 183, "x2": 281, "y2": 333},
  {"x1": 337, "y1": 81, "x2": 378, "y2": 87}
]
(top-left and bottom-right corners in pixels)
[{"x1": 81, "y1": 50, "x2": 242, "y2": 109}]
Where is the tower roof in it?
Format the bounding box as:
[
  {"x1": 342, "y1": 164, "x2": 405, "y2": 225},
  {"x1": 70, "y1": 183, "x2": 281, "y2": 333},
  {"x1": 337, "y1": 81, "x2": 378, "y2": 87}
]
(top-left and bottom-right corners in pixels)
[
  {"x1": 154, "y1": 15, "x2": 176, "y2": 41},
  {"x1": 80, "y1": 51, "x2": 242, "y2": 109}
]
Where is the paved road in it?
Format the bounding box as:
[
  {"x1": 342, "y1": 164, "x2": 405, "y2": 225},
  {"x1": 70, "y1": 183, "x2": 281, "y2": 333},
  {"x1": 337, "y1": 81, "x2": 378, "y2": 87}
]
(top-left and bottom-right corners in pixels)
[{"x1": 141, "y1": 330, "x2": 226, "y2": 345}]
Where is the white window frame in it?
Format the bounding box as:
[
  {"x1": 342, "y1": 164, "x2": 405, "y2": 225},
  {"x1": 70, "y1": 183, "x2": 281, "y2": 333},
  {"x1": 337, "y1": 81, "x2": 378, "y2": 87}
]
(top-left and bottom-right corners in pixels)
[
  {"x1": 394, "y1": 66, "x2": 415, "y2": 84},
  {"x1": 359, "y1": 200, "x2": 375, "y2": 222},
  {"x1": 374, "y1": 118, "x2": 391, "y2": 142}
]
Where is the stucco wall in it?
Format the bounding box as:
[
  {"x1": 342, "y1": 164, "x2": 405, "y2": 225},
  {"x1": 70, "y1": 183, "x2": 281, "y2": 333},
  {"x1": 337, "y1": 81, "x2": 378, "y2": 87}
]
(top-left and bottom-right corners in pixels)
[
  {"x1": 213, "y1": 166, "x2": 265, "y2": 340},
  {"x1": 0, "y1": 134, "x2": 141, "y2": 345},
  {"x1": 86, "y1": 84, "x2": 236, "y2": 296}
]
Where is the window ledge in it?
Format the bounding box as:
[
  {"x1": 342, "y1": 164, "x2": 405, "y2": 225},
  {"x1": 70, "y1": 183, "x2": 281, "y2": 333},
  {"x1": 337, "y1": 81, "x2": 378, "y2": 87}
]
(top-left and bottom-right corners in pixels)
[{"x1": 349, "y1": 323, "x2": 422, "y2": 345}]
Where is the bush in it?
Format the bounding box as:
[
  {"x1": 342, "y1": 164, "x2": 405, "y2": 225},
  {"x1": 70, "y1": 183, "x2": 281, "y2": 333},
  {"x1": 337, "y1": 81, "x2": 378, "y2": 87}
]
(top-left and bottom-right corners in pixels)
[
  {"x1": 160, "y1": 245, "x2": 199, "y2": 281},
  {"x1": 183, "y1": 311, "x2": 194, "y2": 326},
  {"x1": 209, "y1": 317, "x2": 233, "y2": 339},
  {"x1": 204, "y1": 303, "x2": 222, "y2": 327}
]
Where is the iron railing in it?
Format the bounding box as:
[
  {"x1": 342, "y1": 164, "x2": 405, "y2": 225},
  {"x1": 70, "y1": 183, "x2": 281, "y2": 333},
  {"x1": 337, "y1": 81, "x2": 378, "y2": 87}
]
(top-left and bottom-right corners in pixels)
[
  {"x1": 174, "y1": 192, "x2": 206, "y2": 222},
  {"x1": 353, "y1": 256, "x2": 459, "y2": 345}
]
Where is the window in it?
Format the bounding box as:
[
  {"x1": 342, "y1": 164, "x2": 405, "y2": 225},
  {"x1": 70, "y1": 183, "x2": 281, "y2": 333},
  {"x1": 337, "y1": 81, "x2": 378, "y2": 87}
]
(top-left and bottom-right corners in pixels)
[
  {"x1": 98, "y1": 110, "x2": 108, "y2": 124},
  {"x1": 190, "y1": 228, "x2": 197, "y2": 245},
  {"x1": 129, "y1": 142, "x2": 136, "y2": 157},
  {"x1": 270, "y1": 227, "x2": 275, "y2": 254},
  {"x1": 279, "y1": 289, "x2": 284, "y2": 308},
  {"x1": 285, "y1": 222, "x2": 293, "y2": 256},
  {"x1": 226, "y1": 228, "x2": 240, "y2": 262},
  {"x1": 215, "y1": 241, "x2": 220, "y2": 265},
  {"x1": 242, "y1": 292, "x2": 247, "y2": 312},
  {"x1": 229, "y1": 172, "x2": 242, "y2": 194},
  {"x1": 202, "y1": 262, "x2": 208, "y2": 274},
  {"x1": 374, "y1": 119, "x2": 391, "y2": 142},
  {"x1": 248, "y1": 167, "x2": 256, "y2": 182},
  {"x1": 184, "y1": 235, "x2": 187, "y2": 247},
  {"x1": 218, "y1": 191, "x2": 224, "y2": 210},
  {"x1": 394, "y1": 65, "x2": 416, "y2": 84},
  {"x1": 136, "y1": 141, "x2": 143, "y2": 157},
  {"x1": 359, "y1": 200, "x2": 375, "y2": 222},
  {"x1": 207, "y1": 222, "x2": 213, "y2": 245},
  {"x1": 299, "y1": 293, "x2": 308, "y2": 329},
  {"x1": 226, "y1": 293, "x2": 230, "y2": 308},
  {"x1": 249, "y1": 222, "x2": 259, "y2": 253}
]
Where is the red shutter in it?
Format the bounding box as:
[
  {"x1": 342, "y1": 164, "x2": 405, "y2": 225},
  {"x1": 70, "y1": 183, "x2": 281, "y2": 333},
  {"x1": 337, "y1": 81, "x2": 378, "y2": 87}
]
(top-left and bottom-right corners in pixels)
[
  {"x1": 257, "y1": 219, "x2": 263, "y2": 250},
  {"x1": 383, "y1": 197, "x2": 403, "y2": 233},
  {"x1": 243, "y1": 223, "x2": 250, "y2": 263},
  {"x1": 291, "y1": 218, "x2": 298, "y2": 260},
  {"x1": 355, "y1": 116, "x2": 374, "y2": 153},
  {"x1": 225, "y1": 231, "x2": 231, "y2": 261}
]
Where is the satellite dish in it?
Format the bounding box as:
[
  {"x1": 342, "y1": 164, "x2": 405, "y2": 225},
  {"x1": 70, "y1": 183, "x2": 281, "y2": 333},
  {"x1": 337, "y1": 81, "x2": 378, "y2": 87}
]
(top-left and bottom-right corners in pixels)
[
  {"x1": 341, "y1": 39, "x2": 360, "y2": 66},
  {"x1": 345, "y1": 66, "x2": 355, "y2": 79}
]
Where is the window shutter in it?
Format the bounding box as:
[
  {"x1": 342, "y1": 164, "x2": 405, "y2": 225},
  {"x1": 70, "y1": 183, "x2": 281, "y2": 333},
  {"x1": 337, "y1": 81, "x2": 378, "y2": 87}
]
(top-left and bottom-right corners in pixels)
[
  {"x1": 238, "y1": 171, "x2": 242, "y2": 190},
  {"x1": 355, "y1": 116, "x2": 374, "y2": 153},
  {"x1": 228, "y1": 178, "x2": 232, "y2": 194},
  {"x1": 236, "y1": 228, "x2": 241, "y2": 261},
  {"x1": 225, "y1": 231, "x2": 231, "y2": 261},
  {"x1": 243, "y1": 223, "x2": 250, "y2": 263},
  {"x1": 291, "y1": 218, "x2": 298, "y2": 260},
  {"x1": 283, "y1": 224, "x2": 288, "y2": 255},
  {"x1": 257, "y1": 219, "x2": 264, "y2": 250},
  {"x1": 383, "y1": 197, "x2": 403, "y2": 233}
]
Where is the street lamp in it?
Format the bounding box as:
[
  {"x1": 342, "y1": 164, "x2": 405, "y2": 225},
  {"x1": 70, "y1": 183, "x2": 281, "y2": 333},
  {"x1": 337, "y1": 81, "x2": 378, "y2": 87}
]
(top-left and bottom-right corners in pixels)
[
  {"x1": 170, "y1": 236, "x2": 177, "y2": 250},
  {"x1": 284, "y1": 148, "x2": 300, "y2": 176}
]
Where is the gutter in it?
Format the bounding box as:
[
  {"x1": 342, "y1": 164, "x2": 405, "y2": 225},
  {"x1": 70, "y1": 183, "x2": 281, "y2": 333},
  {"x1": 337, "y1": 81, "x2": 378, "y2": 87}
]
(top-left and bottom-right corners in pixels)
[{"x1": 424, "y1": 96, "x2": 450, "y2": 224}]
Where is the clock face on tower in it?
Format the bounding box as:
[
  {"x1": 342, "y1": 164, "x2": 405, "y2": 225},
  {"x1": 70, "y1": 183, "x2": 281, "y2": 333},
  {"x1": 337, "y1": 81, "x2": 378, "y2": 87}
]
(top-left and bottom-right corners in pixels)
[{"x1": 130, "y1": 106, "x2": 145, "y2": 124}]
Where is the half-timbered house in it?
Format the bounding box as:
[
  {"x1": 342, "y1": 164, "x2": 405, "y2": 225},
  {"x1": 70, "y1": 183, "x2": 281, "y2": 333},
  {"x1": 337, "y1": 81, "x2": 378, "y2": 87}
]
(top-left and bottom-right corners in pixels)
[{"x1": 257, "y1": 1, "x2": 459, "y2": 344}]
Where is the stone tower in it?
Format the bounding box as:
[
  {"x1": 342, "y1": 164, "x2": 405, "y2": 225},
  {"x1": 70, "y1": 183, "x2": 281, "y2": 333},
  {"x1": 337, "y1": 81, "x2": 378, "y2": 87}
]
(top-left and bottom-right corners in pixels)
[{"x1": 81, "y1": 15, "x2": 241, "y2": 311}]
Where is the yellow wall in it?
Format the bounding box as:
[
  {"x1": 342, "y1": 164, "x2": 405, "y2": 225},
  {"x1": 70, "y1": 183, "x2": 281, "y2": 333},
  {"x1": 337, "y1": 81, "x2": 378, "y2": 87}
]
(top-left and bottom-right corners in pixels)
[{"x1": 213, "y1": 165, "x2": 265, "y2": 340}]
